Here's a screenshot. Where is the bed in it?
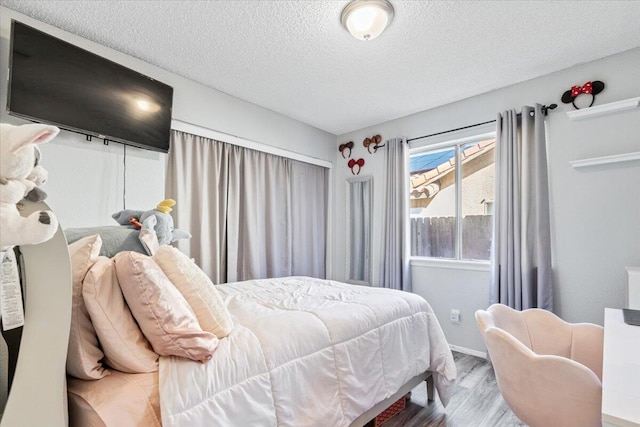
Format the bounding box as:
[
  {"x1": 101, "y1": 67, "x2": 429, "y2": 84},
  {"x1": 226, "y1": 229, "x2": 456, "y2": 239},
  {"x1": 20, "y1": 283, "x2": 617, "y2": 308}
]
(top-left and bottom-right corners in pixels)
[{"x1": 61, "y1": 228, "x2": 456, "y2": 426}]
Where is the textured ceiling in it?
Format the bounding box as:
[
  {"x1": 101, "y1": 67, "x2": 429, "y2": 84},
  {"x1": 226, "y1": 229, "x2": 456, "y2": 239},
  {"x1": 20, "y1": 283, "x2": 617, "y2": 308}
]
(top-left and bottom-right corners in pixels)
[{"x1": 2, "y1": 1, "x2": 640, "y2": 135}]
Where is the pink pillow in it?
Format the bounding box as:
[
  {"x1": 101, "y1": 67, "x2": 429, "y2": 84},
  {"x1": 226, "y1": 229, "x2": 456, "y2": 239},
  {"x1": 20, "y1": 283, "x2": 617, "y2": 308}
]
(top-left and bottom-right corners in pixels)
[
  {"x1": 153, "y1": 246, "x2": 234, "y2": 339},
  {"x1": 83, "y1": 256, "x2": 159, "y2": 373},
  {"x1": 66, "y1": 234, "x2": 109, "y2": 380},
  {"x1": 114, "y1": 252, "x2": 218, "y2": 362}
]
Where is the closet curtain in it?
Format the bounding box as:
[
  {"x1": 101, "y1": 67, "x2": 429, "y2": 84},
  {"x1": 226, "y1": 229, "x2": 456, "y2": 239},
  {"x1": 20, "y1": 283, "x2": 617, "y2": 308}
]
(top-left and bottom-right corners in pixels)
[
  {"x1": 166, "y1": 130, "x2": 327, "y2": 284},
  {"x1": 379, "y1": 138, "x2": 411, "y2": 291},
  {"x1": 490, "y1": 105, "x2": 553, "y2": 310},
  {"x1": 165, "y1": 131, "x2": 229, "y2": 283}
]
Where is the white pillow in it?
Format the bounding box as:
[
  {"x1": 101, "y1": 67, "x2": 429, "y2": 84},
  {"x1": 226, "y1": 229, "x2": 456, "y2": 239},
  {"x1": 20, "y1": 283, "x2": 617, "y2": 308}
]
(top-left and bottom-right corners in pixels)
[{"x1": 153, "y1": 246, "x2": 234, "y2": 339}]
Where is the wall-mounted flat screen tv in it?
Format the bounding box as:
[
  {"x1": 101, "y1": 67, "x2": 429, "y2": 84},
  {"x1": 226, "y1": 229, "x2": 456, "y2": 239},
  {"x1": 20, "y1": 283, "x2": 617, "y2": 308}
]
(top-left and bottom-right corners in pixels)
[{"x1": 7, "y1": 20, "x2": 173, "y2": 153}]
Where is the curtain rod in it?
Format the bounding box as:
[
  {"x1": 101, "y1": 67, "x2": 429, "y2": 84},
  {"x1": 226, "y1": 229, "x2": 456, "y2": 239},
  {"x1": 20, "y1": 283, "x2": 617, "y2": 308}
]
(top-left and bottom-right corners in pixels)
[
  {"x1": 406, "y1": 103, "x2": 557, "y2": 143},
  {"x1": 171, "y1": 118, "x2": 333, "y2": 169}
]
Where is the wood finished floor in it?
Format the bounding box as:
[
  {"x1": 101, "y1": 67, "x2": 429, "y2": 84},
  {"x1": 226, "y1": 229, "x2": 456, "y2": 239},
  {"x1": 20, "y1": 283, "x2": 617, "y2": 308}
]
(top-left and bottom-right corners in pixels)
[{"x1": 377, "y1": 352, "x2": 526, "y2": 427}]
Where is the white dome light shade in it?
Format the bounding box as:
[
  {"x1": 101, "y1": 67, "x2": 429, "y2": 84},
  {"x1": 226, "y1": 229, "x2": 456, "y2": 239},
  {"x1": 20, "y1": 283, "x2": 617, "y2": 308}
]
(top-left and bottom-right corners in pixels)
[{"x1": 341, "y1": 0, "x2": 394, "y2": 41}]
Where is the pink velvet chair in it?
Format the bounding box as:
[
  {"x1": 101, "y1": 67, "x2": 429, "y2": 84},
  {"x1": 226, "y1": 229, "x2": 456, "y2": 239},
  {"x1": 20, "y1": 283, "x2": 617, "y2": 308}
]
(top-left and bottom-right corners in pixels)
[{"x1": 475, "y1": 304, "x2": 603, "y2": 427}]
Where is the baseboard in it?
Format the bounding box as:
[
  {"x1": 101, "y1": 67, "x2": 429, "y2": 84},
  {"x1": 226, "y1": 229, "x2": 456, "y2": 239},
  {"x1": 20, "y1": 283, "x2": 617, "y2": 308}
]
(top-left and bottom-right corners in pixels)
[{"x1": 449, "y1": 344, "x2": 487, "y2": 359}]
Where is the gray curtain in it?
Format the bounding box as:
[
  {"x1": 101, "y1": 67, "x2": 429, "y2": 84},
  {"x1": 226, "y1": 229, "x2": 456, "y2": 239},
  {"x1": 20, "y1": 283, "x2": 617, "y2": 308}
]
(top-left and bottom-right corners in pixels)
[
  {"x1": 166, "y1": 130, "x2": 327, "y2": 283},
  {"x1": 379, "y1": 138, "x2": 411, "y2": 291},
  {"x1": 225, "y1": 146, "x2": 290, "y2": 281},
  {"x1": 289, "y1": 160, "x2": 328, "y2": 279},
  {"x1": 166, "y1": 131, "x2": 230, "y2": 283},
  {"x1": 490, "y1": 105, "x2": 553, "y2": 310}
]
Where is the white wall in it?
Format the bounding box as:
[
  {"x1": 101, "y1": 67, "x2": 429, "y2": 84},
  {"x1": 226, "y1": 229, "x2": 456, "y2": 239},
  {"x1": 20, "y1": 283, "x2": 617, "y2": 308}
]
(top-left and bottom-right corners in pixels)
[
  {"x1": 0, "y1": 7, "x2": 336, "y2": 228},
  {"x1": 412, "y1": 262, "x2": 490, "y2": 353},
  {"x1": 334, "y1": 47, "x2": 640, "y2": 352}
]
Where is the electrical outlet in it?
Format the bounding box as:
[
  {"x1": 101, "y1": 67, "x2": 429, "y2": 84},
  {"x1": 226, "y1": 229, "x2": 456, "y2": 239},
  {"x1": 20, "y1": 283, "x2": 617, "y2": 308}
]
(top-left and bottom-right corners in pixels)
[{"x1": 450, "y1": 309, "x2": 461, "y2": 323}]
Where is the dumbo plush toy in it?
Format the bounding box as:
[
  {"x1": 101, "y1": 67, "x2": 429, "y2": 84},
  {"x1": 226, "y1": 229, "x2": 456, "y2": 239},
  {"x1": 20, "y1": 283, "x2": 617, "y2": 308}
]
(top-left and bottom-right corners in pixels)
[
  {"x1": 112, "y1": 199, "x2": 191, "y2": 255},
  {"x1": 0, "y1": 123, "x2": 60, "y2": 252}
]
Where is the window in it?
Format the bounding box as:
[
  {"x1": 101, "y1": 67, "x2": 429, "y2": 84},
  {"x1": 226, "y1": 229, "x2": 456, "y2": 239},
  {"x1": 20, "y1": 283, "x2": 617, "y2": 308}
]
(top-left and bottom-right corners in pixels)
[{"x1": 409, "y1": 133, "x2": 496, "y2": 261}]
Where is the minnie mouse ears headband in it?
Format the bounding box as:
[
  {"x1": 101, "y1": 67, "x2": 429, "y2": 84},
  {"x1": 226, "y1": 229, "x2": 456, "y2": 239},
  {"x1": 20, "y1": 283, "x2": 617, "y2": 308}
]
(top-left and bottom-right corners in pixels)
[
  {"x1": 339, "y1": 134, "x2": 383, "y2": 159},
  {"x1": 347, "y1": 158, "x2": 365, "y2": 175},
  {"x1": 561, "y1": 80, "x2": 605, "y2": 109},
  {"x1": 363, "y1": 135, "x2": 383, "y2": 154},
  {"x1": 339, "y1": 141, "x2": 354, "y2": 158}
]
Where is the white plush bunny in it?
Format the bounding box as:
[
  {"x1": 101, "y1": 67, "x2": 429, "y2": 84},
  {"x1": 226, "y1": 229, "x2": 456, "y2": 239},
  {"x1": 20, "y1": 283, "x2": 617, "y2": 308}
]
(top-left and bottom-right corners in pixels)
[{"x1": 0, "y1": 123, "x2": 60, "y2": 252}]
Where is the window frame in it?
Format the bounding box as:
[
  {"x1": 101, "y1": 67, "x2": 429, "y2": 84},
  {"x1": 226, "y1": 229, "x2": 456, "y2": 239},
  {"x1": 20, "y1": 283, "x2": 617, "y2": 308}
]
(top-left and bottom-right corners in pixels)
[{"x1": 408, "y1": 130, "x2": 496, "y2": 265}]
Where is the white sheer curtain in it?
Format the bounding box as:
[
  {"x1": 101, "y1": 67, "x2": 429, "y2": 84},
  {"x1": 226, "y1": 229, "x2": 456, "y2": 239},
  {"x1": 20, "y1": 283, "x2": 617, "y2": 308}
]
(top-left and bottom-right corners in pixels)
[
  {"x1": 379, "y1": 138, "x2": 411, "y2": 291},
  {"x1": 348, "y1": 180, "x2": 371, "y2": 283},
  {"x1": 490, "y1": 105, "x2": 553, "y2": 310},
  {"x1": 167, "y1": 130, "x2": 327, "y2": 283}
]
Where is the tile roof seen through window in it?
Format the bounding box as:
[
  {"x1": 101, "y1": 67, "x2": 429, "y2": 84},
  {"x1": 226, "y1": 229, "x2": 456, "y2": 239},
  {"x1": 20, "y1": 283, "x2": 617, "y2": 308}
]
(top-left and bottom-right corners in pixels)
[
  {"x1": 409, "y1": 139, "x2": 495, "y2": 200},
  {"x1": 410, "y1": 149, "x2": 455, "y2": 173}
]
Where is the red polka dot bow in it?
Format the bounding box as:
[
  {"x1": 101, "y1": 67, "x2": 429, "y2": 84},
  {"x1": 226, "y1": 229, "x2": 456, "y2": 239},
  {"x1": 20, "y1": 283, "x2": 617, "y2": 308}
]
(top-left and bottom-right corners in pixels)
[
  {"x1": 561, "y1": 80, "x2": 604, "y2": 109},
  {"x1": 571, "y1": 81, "x2": 593, "y2": 97}
]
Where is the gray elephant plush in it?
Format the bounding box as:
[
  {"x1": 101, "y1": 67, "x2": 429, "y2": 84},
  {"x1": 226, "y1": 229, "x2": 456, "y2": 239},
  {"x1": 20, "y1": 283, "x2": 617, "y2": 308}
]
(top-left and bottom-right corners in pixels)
[{"x1": 112, "y1": 199, "x2": 191, "y2": 255}]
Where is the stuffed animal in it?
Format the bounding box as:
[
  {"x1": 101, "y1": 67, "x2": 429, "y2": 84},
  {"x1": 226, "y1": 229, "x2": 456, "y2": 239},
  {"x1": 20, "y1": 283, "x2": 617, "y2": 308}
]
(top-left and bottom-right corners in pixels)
[
  {"x1": 112, "y1": 199, "x2": 191, "y2": 255},
  {"x1": 0, "y1": 123, "x2": 60, "y2": 252},
  {"x1": 112, "y1": 208, "x2": 145, "y2": 226}
]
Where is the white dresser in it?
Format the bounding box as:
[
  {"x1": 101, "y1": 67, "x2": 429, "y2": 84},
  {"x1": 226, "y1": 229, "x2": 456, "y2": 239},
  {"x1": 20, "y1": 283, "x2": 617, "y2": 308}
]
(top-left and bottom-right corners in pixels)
[{"x1": 602, "y1": 308, "x2": 640, "y2": 427}]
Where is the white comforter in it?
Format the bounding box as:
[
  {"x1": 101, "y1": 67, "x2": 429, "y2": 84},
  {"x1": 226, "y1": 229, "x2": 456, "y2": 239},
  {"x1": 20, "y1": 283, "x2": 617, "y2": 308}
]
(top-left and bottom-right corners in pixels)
[{"x1": 159, "y1": 277, "x2": 456, "y2": 427}]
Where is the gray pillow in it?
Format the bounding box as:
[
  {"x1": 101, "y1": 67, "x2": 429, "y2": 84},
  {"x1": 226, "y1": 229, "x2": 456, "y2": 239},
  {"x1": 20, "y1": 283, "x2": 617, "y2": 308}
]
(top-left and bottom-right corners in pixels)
[{"x1": 65, "y1": 226, "x2": 147, "y2": 258}]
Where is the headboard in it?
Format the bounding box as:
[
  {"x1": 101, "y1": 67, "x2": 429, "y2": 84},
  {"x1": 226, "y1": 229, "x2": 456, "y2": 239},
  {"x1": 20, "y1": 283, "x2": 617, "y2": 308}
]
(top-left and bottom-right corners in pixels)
[{"x1": 0, "y1": 201, "x2": 71, "y2": 427}]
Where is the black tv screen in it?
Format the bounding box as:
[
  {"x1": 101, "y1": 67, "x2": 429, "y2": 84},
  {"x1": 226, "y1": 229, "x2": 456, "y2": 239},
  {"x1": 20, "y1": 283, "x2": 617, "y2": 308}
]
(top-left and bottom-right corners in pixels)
[{"x1": 7, "y1": 21, "x2": 173, "y2": 153}]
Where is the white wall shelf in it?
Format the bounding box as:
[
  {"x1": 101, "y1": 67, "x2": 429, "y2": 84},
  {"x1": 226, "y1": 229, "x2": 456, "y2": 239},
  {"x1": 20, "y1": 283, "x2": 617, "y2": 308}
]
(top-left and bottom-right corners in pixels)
[
  {"x1": 566, "y1": 97, "x2": 640, "y2": 121},
  {"x1": 570, "y1": 152, "x2": 640, "y2": 168}
]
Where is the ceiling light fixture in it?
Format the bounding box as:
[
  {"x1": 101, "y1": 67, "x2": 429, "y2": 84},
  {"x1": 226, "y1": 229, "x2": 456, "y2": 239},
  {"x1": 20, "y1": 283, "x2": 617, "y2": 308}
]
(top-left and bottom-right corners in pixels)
[{"x1": 341, "y1": 0, "x2": 394, "y2": 41}]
